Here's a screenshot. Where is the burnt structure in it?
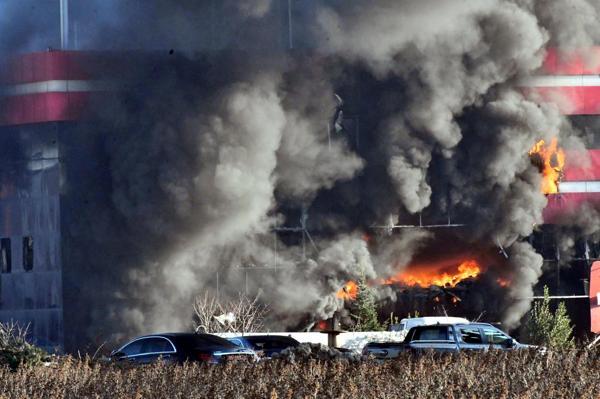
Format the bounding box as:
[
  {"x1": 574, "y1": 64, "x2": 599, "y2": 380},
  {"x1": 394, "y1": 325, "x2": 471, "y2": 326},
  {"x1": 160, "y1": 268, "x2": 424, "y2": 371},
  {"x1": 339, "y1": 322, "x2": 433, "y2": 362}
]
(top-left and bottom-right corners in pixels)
[{"x1": 0, "y1": 2, "x2": 599, "y2": 351}]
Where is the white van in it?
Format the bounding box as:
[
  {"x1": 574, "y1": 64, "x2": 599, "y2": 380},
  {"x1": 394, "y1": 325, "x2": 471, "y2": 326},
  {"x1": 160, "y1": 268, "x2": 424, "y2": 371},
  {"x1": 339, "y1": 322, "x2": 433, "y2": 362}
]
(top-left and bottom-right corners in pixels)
[{"x1": 390, "y1": 316, "x2": 470, "y2": 339}]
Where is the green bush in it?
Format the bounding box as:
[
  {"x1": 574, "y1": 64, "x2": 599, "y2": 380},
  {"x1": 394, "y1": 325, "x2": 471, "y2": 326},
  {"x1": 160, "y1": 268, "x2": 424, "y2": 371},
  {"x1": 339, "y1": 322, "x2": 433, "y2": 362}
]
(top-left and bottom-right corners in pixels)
[
  {"x1": 526, "y1": 286, "x2": 575, "y2": 349},
  {"x1": 350, "y1": 274, "x2": 386, "y2": 331}
]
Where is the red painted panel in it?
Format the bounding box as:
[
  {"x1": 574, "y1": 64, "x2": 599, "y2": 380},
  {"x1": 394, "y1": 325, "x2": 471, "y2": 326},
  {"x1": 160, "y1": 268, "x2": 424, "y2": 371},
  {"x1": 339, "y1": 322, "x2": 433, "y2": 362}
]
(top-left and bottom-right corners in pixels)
[
  {"x1": 543, "y1": 193, "x2": 600, "y2": 224},
  {"x1": 591, "y1": 261, "x2": 600, "y2": 334},
  {"x1": 563, "y1": 150, "x2": 600, "y2": 181},
  {"x1": 0, "y1": 51, "x2": 95, "y2": 84},
  {"x1": 524, "y1": 86, "x2": 600, "y2": 115},
  {"x1": 44, "y1": 93, "x2": 70, "y2": 121},
  {"x1": 32, "y1": 91, "x2": 48, "y2": 121},
  {"x1": 0, "y1": 92, "x2": 89, "y2": 125},
  {"x1": 582, "y1": 87, "x2": 600, "y2": 114},
  {"x1": 543, "y1": 47, "x2": 600, "y2": 75}
]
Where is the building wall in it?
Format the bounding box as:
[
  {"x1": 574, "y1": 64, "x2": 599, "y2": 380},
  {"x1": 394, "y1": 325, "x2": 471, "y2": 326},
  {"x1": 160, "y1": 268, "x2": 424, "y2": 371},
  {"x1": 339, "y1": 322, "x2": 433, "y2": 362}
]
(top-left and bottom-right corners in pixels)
[{"x1": 0, "y1": 124, "x2": 63, "y2": 351}]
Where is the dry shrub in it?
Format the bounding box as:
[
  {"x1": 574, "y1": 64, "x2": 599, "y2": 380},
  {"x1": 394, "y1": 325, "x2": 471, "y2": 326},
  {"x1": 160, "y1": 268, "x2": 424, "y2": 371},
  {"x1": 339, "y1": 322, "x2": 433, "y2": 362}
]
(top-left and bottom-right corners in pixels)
[
  {"x1": 0, "y1": 349, "x2": 598, "y2": 398},
  {"x1": 0, "y1": 323, "x2": 46, "y2": 370}
]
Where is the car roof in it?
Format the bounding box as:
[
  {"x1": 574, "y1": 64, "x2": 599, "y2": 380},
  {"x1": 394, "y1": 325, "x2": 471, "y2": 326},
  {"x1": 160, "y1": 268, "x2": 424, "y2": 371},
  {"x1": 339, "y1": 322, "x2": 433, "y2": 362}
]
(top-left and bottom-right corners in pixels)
[
  {"x1": 138, "y1": 333, "x2": 199, "y2": 338},
  {"x1": 131, "y1": 333, "x2": 235, "y2": 345},
  {"x1": 231, "y1": 334, "x2": 297, "y2": 339},
  {"x1": 136, "y1": 332, "x2": 236, "y2": 339},
  {"x1": 410, "y1": 322, "x2": 494, "y2": 328},
  {"x1": 401, "y1": 317, "x2": 470, "y2": 323},
  {"x1": 240, "y1": 335, "x2": 299, "y2": 342}
]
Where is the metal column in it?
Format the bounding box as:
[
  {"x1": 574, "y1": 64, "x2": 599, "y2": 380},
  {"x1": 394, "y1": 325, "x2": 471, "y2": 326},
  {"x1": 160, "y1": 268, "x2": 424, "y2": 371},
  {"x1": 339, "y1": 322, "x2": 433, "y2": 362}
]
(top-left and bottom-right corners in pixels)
[{"x1": 60, "y1": 0, "x2": 69, "y2": 49}]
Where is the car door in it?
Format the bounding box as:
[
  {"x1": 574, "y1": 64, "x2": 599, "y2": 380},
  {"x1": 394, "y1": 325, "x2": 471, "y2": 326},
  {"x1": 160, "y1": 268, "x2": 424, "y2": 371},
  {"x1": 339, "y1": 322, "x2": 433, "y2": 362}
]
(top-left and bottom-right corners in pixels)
[
  {"x1": 457, "y1": 326, "x2": 487, "y2": 351},
  {"x1": 136, "y1": 337, "x2": 177, "y2": 363},
  {"x1": 481, "y1": 326, "x2": 514, "y2": 350}
]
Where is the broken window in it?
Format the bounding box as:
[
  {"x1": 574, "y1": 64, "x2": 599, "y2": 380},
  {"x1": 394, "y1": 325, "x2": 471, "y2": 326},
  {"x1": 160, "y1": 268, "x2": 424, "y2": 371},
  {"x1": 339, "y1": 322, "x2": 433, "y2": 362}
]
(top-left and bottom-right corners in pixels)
[
  {"x1": 23, "y1": 236, "x2": 33, "y2": 271},
  {"x1": 1, "y1": 238, "x2": 11, "y2": 273}
]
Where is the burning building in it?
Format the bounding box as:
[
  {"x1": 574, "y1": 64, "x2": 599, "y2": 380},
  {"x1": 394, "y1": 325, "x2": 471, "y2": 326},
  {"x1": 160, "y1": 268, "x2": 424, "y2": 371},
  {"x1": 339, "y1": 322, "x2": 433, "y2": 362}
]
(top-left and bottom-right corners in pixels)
[{"x1": 0, "y1": 1, "x2": 599, "y2": 351}]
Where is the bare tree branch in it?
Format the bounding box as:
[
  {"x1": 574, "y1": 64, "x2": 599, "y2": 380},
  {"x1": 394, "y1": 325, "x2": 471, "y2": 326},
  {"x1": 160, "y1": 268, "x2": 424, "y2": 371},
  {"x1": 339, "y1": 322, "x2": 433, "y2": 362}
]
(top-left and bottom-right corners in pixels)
[{"x1": 192, "y1": 292, "x2": 269, "y2": 333}]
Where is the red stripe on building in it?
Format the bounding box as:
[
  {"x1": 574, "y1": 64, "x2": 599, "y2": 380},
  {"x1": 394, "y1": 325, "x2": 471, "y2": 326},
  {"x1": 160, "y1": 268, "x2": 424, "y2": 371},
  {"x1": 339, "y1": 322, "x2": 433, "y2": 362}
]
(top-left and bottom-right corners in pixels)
[
  {"x1": 563, "y1": 150, "x2": 600, "y2": 181},
  {"x1": 542, "y1": 47, "x2": 600, "y2": 75},
  {"x1": 543, "y1": 193, "x2": 600, "y2": 223},
  {"x1": 523, "y1": 86, "x2": 600, "y2": 115},
  {"x1": 0, "y1": 51, "x2": 92, "y2": 84},
  {"x1": 0, "y1": 51, "x2": 128, "y2": 86},
  {"x1": 0, "y1": 92, "x2": 90, "y2": 125}
]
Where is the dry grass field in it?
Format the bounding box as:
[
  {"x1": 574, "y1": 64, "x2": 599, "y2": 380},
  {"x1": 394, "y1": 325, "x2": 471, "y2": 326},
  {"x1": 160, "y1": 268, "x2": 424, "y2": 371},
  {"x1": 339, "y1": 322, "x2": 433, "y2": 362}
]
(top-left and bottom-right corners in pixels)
[{"x1": 0, "y1": 349, "x2": 598, "y2": 399}]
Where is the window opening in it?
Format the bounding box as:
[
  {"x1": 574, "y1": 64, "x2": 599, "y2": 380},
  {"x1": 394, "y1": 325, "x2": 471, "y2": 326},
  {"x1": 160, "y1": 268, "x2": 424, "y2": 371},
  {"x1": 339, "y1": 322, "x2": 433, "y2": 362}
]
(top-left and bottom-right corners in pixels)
[
  {"x1": 1, "y1": 238, "x2": 11, "y2": 273},
  {"x1": 23, "y1": 236, "x2": 33, "y2": 271}
]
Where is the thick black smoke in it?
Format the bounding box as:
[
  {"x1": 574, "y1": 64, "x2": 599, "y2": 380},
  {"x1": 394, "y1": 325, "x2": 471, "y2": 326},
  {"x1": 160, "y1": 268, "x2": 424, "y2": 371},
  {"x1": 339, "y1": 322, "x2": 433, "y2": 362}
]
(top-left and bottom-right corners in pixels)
[{"x1": 1, "y1": 0, "x2": 599, "y2": 346}]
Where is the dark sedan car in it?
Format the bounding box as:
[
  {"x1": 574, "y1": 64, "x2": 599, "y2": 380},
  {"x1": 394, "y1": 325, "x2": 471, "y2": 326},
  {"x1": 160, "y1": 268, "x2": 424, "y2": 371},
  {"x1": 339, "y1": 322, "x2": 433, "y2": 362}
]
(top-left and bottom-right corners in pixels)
[
  {"x1": 110, "y1": 333, "x2": 258, "y2": 364},
  {"x1": 228, "y1": 335, "x2": 300, "y2": 357}
]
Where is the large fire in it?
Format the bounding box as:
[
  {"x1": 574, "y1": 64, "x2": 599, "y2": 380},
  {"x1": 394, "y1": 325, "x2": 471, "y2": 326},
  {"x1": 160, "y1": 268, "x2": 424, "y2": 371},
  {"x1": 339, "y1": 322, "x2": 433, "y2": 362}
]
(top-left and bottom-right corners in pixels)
[
  {"x1": 384, "y1": 259, "x2": 482, "y2": 288},
  {"x1": 336, "y1": 259, "x2": 482, "y2": 301},
  {"x1": 528, "y1": 138, "x2": 565, "y2": 194}
]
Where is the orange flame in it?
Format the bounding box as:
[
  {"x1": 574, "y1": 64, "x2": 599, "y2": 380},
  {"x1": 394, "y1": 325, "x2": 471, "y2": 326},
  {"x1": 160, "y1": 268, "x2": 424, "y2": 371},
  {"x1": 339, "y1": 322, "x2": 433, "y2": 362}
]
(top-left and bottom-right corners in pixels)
[
  {"x1": 336, "y1": 281, "x2": 358, "y2": 300},
  {"x1": 385, "y1": 259, "x2": 482, "y2": 288},
  {"x1": 529, "y1": 138, "x2": 565, "y2": 194},
  {"x1": 336, "y1": 259, "x2": 482, "y2": 301}
]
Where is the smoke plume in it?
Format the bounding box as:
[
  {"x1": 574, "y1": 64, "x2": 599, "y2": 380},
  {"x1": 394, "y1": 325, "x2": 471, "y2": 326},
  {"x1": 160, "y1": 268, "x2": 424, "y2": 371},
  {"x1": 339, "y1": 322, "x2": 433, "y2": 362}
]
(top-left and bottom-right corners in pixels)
[{"x1": 1, "y1": 0, "x2": 599, "y2": 347}]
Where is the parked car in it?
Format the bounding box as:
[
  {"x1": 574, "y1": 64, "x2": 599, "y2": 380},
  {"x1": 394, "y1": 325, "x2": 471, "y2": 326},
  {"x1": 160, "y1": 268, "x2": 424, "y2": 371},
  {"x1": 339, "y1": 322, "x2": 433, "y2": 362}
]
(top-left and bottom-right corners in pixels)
[
  {"x1": 110, "y1": 333, "x2": 258, "y2": 364},
  {"x1": 403, "y1": 323, "x2": 533, "y2": 353},
  {"x1": 389, "y1": 316, "x2": 470, "y2": 340},
  {"x1": 228, "y1": 335, "x2": 300, "y2": 358},
  {"x1": 364, "y1": 323, "x2": 533, "y2": 359}
]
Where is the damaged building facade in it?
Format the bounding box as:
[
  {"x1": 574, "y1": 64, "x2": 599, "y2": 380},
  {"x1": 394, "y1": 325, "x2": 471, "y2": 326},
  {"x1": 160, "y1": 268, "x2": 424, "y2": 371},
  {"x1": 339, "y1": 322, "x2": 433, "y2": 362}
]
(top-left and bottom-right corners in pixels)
[{"x1": 0, "y1": 1, "x2": 599, "y2": 351}]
